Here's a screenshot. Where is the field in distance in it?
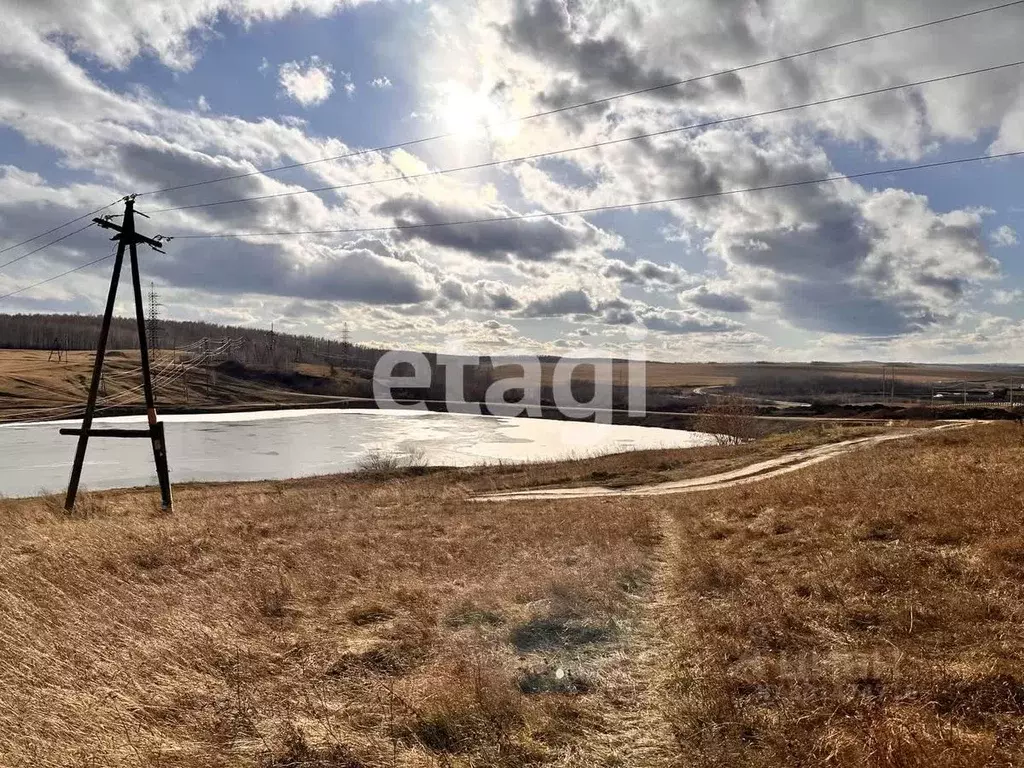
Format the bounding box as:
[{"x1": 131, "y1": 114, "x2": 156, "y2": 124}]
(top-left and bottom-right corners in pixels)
[
  {"x1": 4, "y1": 345, "x2": 1023, "y2": 424},
  {"x1": 563, "y1": 359, "x2": 1024, "y2": 388}
]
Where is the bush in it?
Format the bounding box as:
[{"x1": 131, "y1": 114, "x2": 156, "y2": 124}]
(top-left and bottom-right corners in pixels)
[
  {"x1": 355, "y1": 447, "x2": 428, "y2": 476},
  {"x1": 693, "y1": 395, "x2": 766, "y2": 445}
]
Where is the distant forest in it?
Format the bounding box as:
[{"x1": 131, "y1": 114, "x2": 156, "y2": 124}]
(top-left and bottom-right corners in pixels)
[{"x1": 0, "y1": 313, "x2": 383, "y2": 370}]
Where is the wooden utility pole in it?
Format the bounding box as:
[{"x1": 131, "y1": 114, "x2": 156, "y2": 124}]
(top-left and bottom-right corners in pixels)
[{"x1": 61, "y1": 196, "x2": 173, "y2": 511}]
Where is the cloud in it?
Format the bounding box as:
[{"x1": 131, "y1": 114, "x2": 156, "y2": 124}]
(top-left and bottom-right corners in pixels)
[
  {"x1": 681, "y1": 285, "x2": 752, "y2": 313},
  {"x1": 152, "y1": 240, "x2": 435, "y2": 305},
  {"x1": 517, "y1": 287, "x2": 740, "y2": 335},
  {"x1": 438, "y1": 278, "x2": 522, "y2": 312},
  {"x1": 992, "y1": 225, "x2": 1019, "y2": 247},
  {"x1": 0, "y1": 1, "x2": 382, "y2": 70},
  {"x1": 635, "y1": 307, "x2": 741, "y2": 335},
  {"x1": 373, "y1": 195, "x2": 589, "y2": 262},
  {"x1": 991, "y1": 289, "x2": 1023, "y2": 305},
  {"x1": 601, "y1": 258, "x2": 695, "y2": 289},
  {"x1": 576, "y1": 127, "x2": 999, "y2": 336},
  {"x1": 370, "y1": 76, "x2": 392, "y2": 89},
  {"x1": 278, "y1": 56, "x2": 335, "y2": 107},
  {"x1": 520, "y1": 288, "x2": 596, "y2": 317},
  {"x1": 499, "y1": 0, "x2": 742, "y2": 113}
]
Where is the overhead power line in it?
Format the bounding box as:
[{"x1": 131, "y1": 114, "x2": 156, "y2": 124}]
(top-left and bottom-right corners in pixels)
[
  {"x1": 0, "y1": 249, "x2": 114, "y2": 301},
  {"x1": 5, "y1": 150, "x2": 1022, "y2": 302},
  {"x1": 0, "y1": 222, "x2": 97, "y2": 272},
  {"x1": 134, "y1": 0, "x2": 1024, "y2": 199},
  {"x1": 0, "y1": 198, "x2": 122, "y2": 259},
  {"x1": 147, "y1": 60, "x2": 1024, "y2": 215},
  {"x1": 167, "y1": 150, "x2": 1024, "y2": 241}
]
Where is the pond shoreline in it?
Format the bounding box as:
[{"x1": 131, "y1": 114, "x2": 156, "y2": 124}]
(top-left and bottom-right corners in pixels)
[
  {"x1": 3, "y1": 395, "x2": 872, "y2": 431},
  {"x1": 0, "y1": 409, "x2": 721, "y2": 499}
]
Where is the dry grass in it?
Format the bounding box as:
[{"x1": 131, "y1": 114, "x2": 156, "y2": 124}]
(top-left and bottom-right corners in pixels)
[
  {"x1": 458, "y1": 423, "x2": 890, "y2": 493},
  {"x1": 658, "y1": 423, "x2": 1024, "y2": 766},
  {"x1": 0, "y1": 473, "x2": 656, "y2": 767},
  {"x1": 3, "y1": 421, "x2": 1021, "y2": 766}
]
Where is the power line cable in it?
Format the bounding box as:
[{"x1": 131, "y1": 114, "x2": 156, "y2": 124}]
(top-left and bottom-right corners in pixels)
[
  {"x1": 0, "y1": 198, "x2": 122, "y2": 258},
  {"x1": 134, "y1": 0, "x2": 1024, "y2": 198},
  {"x1": 0, "y1": 222, "x2": 97, "y2": 272},
  {"x1": 147, "y1": 60, "x2": 1024, "y2": 215},
  {"x1": 0, "y1": 248, "x2": 115, "y2": 301},
  {"x1": 6, "y1": 148, "x2": 1023, "y2": 302},
  {"x1": 168, "y1": 150, "x2": 1024, "y2": 240}
]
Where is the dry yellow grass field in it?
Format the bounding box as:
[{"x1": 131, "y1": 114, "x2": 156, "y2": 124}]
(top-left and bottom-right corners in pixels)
[
  {"x1": 1, "y1": 423, "x2": 1021, "y2": 766},
  {"x1": 659, "y1": 423, "x2": 1024, "y2": 766},
  {"x1": 0, "y1": 473, "x2": 657, "y2": 766}
]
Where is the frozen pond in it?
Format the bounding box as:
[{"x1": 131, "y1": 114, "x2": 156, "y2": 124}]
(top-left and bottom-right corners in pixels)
[{"x1": 0, "y1": 409, "x2": 718, "y2": 498}]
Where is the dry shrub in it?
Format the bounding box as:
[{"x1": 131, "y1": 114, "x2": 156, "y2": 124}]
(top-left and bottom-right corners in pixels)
[
  {"x1": 252, "y1": 569, "x2": 296, "y2": 618},
  {"x1": 354, "y1": 447, "x2": 427, "y2": 476},
  {"x1": 693, "y1": 395, "x2": 767, "y2": 445},
  {"x1": 261, "y1": 723, "x2": 365, "y2": 767}
]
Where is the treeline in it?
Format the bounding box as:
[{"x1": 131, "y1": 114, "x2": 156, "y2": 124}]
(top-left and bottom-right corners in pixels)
[{"x1": 0, "y1": 313, "x2": 385, "y2": 370}]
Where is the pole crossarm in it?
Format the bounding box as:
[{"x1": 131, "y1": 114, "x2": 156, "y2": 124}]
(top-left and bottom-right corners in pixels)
[{"x1": 92, "y1": 217, "x2": 167, "y2": 252}]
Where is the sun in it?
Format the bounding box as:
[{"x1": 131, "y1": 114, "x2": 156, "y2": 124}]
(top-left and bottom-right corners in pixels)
[{"x1": 436, "y1": 83, "x2": 519, "y2": 141}]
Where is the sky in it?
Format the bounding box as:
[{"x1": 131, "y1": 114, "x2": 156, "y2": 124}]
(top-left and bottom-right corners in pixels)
[{"x1": 0, "y1": 0, "x2": 1022, "y2": 363}]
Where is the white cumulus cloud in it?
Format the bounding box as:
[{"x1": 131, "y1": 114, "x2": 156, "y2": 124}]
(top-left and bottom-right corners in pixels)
[
  {"x1": 991, "y1": 225, "x2": 1019, "y2": 247},
  {"x1": 278, "y1": 56, "x2": 335, "y2": 107}
]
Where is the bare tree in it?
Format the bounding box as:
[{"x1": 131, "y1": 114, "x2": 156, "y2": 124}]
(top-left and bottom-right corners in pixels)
[{"x1": 693, "y1": 395, "x2": 766, "y2": 445}]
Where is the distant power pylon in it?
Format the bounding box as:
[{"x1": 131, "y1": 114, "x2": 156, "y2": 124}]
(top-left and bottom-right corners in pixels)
[
  {"x1": 881, "y1": 364, "x2": 897, "y2": 404},
  {"x1": 48, "y1": 335, "x2": 67, "y2": 363},
  {"x1": 147, "y1": 282, "x2": 162, "y2": 351},
  {"x1": 341, "y1": 321, "x2": 351, "y2": 357}
]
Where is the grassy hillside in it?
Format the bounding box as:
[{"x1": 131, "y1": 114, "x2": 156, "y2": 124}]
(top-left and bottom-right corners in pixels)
[
  {"x1": 1, "y1": 423, "x2": 1021, "y2": 766},
  {"x1": 0, "y1": 349, "x2": 371, "y2": 422}
]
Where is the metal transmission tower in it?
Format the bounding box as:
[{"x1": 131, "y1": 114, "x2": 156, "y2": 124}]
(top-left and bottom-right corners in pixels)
[
  {"x1": 60, "y1": 196, "x2": 173, "y2": 512},
  {"x1": 341, "y1": 321, "x2": 351, "y2": 363},
  {"x1": 880, "y1": 364, "x2": 898, "y2": 404},
  {"x1": 147, "y1": 282, "x2": 162, "y2": 352},
  {"x1": 48, "y1": 336, "x2": 66, "y2": 363}
]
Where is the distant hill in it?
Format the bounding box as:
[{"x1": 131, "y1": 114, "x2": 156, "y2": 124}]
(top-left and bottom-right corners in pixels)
[{"x1": 0, "y1": 312, "x2": 382, "y2": 370}]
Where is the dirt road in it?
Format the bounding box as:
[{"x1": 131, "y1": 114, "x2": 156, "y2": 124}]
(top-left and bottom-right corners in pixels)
[{"x1": 475, "y1": 423, "x2": 970, "y2": 502}]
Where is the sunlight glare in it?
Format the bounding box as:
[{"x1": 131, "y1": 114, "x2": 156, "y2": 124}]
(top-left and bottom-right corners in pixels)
[{"x1": 437, "y1": 83, "x2": 519, "y2": 141}]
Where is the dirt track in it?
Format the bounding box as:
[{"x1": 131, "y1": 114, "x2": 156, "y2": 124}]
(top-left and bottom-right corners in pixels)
[{"x1": 475, "y1": 422, "x2": 971, "y2": 502}]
